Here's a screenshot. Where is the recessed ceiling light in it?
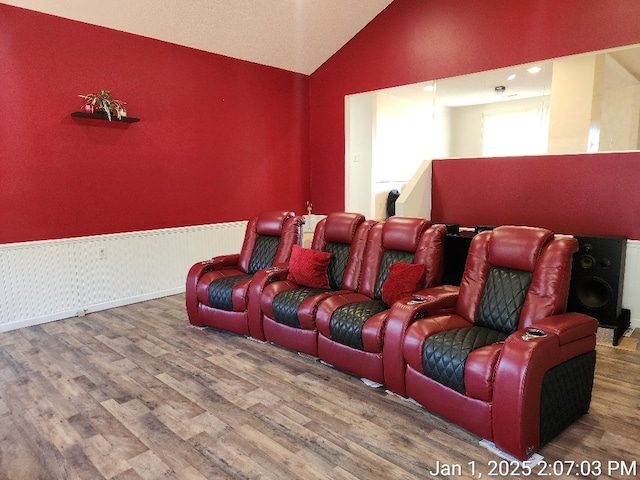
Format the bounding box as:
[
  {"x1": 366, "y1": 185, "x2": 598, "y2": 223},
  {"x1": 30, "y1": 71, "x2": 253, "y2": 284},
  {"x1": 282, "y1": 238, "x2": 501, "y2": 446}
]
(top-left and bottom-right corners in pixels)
[
  {"x1": 507, "y1": 74, "x2": 517, "y2": 80},
  {"x1": 423, "y1": 84, "x2": 435, "y2": 92},
  {"x1": 527, "y1": 66, "x2": 542, "y2": 74}
]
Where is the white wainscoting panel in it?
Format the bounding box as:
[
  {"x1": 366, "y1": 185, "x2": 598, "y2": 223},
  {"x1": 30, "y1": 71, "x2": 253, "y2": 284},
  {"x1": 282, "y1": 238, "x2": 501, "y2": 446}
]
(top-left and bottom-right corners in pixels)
[{"x1": 0, "y1": 221, "x2": 247, "y2": 332}]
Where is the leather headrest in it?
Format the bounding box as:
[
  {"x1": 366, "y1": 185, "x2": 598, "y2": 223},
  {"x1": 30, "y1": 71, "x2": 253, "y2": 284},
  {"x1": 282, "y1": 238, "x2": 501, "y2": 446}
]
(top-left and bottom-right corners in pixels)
[
  {"x1": 324, "y1": 212, "x2": 366, "y2": 244},
  {"x1": 381, "y1": 217, "x2": 430, "y2": 252},
  {"x1": 488, "y1": 225, "x2": 554, "y2": 272},
  {"x1": 256, "y1": 211, "x2": 295, "y2": 236}
]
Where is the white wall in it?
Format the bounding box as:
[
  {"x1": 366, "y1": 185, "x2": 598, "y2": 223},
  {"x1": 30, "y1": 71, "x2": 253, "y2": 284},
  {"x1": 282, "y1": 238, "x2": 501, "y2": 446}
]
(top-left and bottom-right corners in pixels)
[
  {"x1": 597, "y1": 53, "x2": 640, "y2": 151},
  {"x1": 345, "y1": 93, "x2": 375, "y2": 217},
  {"x1": 395, "y1": 159, "x2": 432, "y2": 220},
  {"x1": 346, "y1": 90, "x2": 450, "y2": 219},
  {"x1": 373, "y1": 93, "x2": 430, "y2": 219},
  {"x1": 449, "y1": 96, "x2": 551, "y2": 158},
  {"x1": 547, "y1": 55, "x2": 598, "y2": 153}
]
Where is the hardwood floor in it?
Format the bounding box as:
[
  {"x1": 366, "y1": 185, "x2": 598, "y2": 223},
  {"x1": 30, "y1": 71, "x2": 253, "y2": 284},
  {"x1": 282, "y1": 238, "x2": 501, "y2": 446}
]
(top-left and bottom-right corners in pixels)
[{"x1": 0, "y1": 294, "x2": 638, "y2": 479}]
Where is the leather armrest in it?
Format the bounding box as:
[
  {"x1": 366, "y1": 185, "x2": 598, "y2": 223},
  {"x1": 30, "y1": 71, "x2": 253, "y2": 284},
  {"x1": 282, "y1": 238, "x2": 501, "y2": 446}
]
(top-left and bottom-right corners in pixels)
[
  {"x1": 531, "y1": 312, "x2": 598, "y2": 345},
  {"x1": 247, "y1": 266, "x2": 291, "y2": 340},
  {"x1": 185, "y1": 254, "x2": 242, "y2": 323},
  {"x1": 204, "y1": 253, "x2": 241, "y2": 269},
  {"x1": 492, "y1": 317, "x2": 597, "y2": 460},
  {"x1": 383, "y1": 285, "x2": 460, "y2": 396},
  {"x1": 407, "y1": 285, "x2": 460, "y2": 314},
  {"x1": 271, "y1": 262, "x2": 290, "y2": 271}
]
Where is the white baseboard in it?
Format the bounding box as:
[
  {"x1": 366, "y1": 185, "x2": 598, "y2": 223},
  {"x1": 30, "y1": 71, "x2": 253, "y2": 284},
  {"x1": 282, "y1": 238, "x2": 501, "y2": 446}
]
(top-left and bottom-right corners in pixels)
[{"x1": 0, "y1": 287, "x2": 184, "y2": 333}]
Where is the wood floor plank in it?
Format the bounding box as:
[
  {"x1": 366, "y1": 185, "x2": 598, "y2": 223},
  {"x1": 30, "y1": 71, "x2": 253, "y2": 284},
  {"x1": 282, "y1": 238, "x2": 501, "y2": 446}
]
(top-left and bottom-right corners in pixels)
[
  {"x1": 0, "y1": 293, "x2": 638, "y2": 479},
  {"x1": 189, "y1": 430, "x2": 274, "y2": 479},
  {"x1": 83, "y1": 433, "x2": 132, "y2": 478},
  {"x1": 125, "y1": 449, "x2": 174, "y2": 479}
]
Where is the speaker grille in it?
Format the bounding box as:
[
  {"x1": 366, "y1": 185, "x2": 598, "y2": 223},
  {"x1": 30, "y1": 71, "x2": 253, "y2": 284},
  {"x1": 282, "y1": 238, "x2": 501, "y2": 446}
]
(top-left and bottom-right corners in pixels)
[{"x1": 568, "y1": 235, "x2": 626, "y2": 325}]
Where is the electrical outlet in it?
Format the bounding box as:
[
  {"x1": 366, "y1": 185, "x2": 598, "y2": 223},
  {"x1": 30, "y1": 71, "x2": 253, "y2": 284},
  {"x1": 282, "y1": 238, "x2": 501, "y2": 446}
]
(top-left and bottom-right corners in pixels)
[{"x1": 98, "y1": 247, "x2": 107, "y2": 260}]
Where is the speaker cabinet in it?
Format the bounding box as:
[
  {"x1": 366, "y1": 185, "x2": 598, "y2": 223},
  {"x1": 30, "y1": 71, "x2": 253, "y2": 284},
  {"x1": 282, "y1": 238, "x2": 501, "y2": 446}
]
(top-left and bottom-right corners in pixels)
[{"x1": 568, "y1": 235, "x2": 626, "y2": 326}]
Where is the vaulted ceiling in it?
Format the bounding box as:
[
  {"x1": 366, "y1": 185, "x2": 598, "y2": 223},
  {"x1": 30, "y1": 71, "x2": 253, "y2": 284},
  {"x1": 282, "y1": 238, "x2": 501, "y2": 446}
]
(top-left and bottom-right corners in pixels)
[{"x1": 3, "y1": 0, "x2": 394, "y2": 74}]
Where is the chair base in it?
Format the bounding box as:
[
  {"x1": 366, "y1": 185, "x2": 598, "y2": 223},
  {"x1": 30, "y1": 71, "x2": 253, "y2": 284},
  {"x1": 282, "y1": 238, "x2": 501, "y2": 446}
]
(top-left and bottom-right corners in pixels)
[
  {"x1": 263, "y1": 316, "x2": 318, "y2": 357},
  {"x1": 317, "y1": 335, "x2": 384, "y2": 385},
  {"x1": 193, "y1": 304, "x2": 250, "y2": 336}
]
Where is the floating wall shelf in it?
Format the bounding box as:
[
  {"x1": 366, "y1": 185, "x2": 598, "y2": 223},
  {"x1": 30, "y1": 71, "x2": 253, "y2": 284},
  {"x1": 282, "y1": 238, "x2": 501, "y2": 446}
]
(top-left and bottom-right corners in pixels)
[{"x1": 71, "y1": 111, "x2": 140, "y2": 123}]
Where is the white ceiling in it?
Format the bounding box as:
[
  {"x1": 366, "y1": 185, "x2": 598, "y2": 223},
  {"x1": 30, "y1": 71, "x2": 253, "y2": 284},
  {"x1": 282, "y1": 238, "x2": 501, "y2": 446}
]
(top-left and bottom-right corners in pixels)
[
  {"x1": 382, "y1": 61, "x2": 555, "y2": 106},
  {"x1": 381, "y1": 44, "x2": 640, "y2": 107},
  {"x1": 3, "y1": 0, "x2": 393, "y2": 75}
]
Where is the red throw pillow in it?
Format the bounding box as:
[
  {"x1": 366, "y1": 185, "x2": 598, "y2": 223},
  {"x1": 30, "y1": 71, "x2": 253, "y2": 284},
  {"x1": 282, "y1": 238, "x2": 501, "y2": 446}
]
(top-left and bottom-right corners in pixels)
[
  {"x1": 382, "y1": 262, "x2": 426, "y2": 305},
  {"x1": 287, "y1": 245, "x2": 332, "y2": 289}
]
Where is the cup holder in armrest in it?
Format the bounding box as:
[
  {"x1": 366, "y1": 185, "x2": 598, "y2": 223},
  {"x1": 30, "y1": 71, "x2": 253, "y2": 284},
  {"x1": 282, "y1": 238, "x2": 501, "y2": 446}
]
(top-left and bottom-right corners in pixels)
[
  {"x1": 407, "y1": 296, "x2": 426, "y2": 305},
  {"x1": 521, "y1": 328, "x2": 547, "y2": 341}
]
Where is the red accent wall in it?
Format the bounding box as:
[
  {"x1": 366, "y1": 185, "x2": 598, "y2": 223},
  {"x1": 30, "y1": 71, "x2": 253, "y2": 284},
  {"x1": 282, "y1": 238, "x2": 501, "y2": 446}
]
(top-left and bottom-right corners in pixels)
[
  {"x1": 309, "y1": 0, "x2": 640, "y2": 239},
  {"x1": 431, "y1": 153, "x2": 640, "y2": 239},
  {"x1": 0, "y1": 5, "x2": 309, "y2": 244},
  {"x1": 5, "y1": 2, "x2": 640, "y2": 243}
]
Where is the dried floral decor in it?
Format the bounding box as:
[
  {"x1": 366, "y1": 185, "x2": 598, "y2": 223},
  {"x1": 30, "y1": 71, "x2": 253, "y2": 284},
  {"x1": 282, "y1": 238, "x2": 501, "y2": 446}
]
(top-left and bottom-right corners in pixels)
[{"x1": 79, "y1": 89, "x2": 127, "y2": 121}]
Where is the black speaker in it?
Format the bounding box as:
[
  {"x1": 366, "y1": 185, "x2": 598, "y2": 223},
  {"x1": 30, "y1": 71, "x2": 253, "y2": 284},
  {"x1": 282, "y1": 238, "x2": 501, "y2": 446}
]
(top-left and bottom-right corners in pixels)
[
  {"x1": 474, "y1": 225, "x2": 495, "y2": 234},
  {"x1": 443, "y1": 231, "x2": 474, "y2": 286},
  {"x1": 568, "y1": 235, "x2": 626, "y2": 325}
]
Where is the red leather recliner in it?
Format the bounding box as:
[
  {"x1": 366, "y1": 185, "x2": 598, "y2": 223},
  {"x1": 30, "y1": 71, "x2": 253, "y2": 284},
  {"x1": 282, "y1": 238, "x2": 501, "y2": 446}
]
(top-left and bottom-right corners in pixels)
[
  {"x1": 387, "y1": 225, "x2": 598, "y2": 460},
  {"x1": 185, "y1": 211, "x2": 304, "y2": 339},
  {"x1": 259, "y1": 212, "x2": 376, "y2": 356},
  {"x1": 315, "y1": 217, "x2": 447, "y2": 384}
]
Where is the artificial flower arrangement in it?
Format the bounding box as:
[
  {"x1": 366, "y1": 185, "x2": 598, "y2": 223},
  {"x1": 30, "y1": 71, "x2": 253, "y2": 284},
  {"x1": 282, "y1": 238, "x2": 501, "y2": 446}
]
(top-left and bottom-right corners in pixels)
[{"x1": 78, "y1": 89, "x2": 127, "y2": 121}]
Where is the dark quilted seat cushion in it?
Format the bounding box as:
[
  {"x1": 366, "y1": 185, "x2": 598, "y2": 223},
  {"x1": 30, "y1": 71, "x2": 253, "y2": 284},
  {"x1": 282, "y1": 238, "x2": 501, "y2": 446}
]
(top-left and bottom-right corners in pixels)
[
  {"x1": 329, "y1": 300, "x2": 388, "y2": 351},
  {"x1": 422, "y1": 327, "x2": 508, "y2": 394},
  {"x1": 476, "y1": 267, "x2": 532, "y2": 334},
  {"x1": 208, "y1": 274, "x2": 252, "y2": 311},
  {"x1": 272, "y1": 287, "x2": 329, "y2": 328},
  {"x1": 269, "y1": 242, "x2": 353, "y2": 329}
]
